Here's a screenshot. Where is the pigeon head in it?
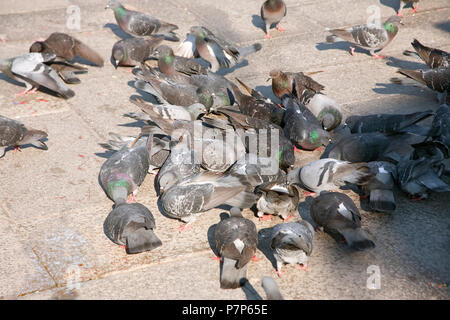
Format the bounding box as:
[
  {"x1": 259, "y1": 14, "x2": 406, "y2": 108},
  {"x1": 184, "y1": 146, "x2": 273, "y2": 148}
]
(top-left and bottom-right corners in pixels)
[
  {"x1": 196, "y1": 88, "x2": 214, "y2": 109},
  {"x1": 18, "y1": 129, "x2": 48, "y2": 150},
  {"x1": 384, "y1": 16, "x2": 403, "y2": 34},
  {"x1": 158, "y1": 171, "x2": 178, "y2": 194},
  {"x1": 105, "y1": 0, "x2": 122, "y2": 10},
  {"x1": 321, "y1": 113, "x2": 337, "y2": 131},
  {"x1": 111, "y1": 46, "x2": 126, "y2": 68},
  {"x1": 190, "y1": 26, "x2": 207, "y2": 39},
  {"x1": 154, "y1": 45, "x2": 174, "y2": 60},
  {"x1": 29, "y1": 41, "x2": 45, "y2": 53}
]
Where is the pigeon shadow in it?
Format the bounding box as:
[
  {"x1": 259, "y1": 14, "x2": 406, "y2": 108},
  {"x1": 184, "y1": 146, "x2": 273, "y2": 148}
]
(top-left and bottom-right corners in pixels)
[
  {"x1": 128, "y1": 80, "x2": 161, "y2": 104},
  {"x1": 385, "y1": 56, "x2": 426, "y2": 70},
  {"x1": 94, "y1": 149, "x2": 116, "y2": 159},
  {"x1": 104, "y1": 23, "x2": 132, "y2": 40},
  {"x1": 379, "y1": 0, "x2": 402, "y2": 13},
  {"x1": 315, "y1": 42, "x2": 370, "y2": 56},
  {"x1": 372, "y1": 81, "x2": 431, "y2": 98},
  {"x1": 251, "y1": 14, "x2": 266, "y2": 34},
  {"x1": 0, "y1": 73, "x2": 25, "y2": 87},
  {"x1": 433, "y1": 21, "x2": 450, "y2": 34},
  {"x1": 257, "y1": 227, "x2": 277, "y2": 270},
  {"x1": 241, "y1": 279, "x2": 264, "y2": 300},
  {"x1": 216, "y1": 60, "x2": 249, "y2": 76},
  {"x1": 118, "y1": 119, "x2": 147, "y2": 128}
]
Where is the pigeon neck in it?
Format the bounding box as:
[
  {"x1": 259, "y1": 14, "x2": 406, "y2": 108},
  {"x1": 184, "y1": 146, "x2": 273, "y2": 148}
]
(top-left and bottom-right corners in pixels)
[
  {"x1": 273, "y1": 76, "x2": 290, "y2": 97},
  {"x1": 110, "y1": 185, "x2": 129, "y2": 205},
  {"x1": 0, "y1": 58, "x2": 12, "y2": 73},
  {"x1": 114, "y1": 5, "x2": 127, "y2": 21},
  {"x1": 158, "y1": 55, "x2": 176, "y2": 75},
  {"x1": 384, "y1": 22, "x2": 398, "y2": 36}
]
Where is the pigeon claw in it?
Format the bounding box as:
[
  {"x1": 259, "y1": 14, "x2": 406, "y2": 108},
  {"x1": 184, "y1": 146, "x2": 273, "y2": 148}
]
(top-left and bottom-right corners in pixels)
[
  {"x1": 296, "y1": 264, "x2": 308, "y2": 271},
  {"x1": 210, "y1": 255, "x2": 221, "y2": 261},
  {"x1": 304, "y1": 191, "x2": 317, "y2": 197},
  {"x1": 258, "y1": 214, "x2": 272, "y2": 221},
  {"x1": 276, "y1": 24, "x2": 286, "y2": 32},
  {"x1": 372, "y1": 54, "x2": 387, "y2": 59},
  {"x1": 349, "y1": 47, "x2": 355, "y2": 56},
  {"x1": 13, "y1": 145, "x2": 22, "y2": 153},
  {"x1": 274, "y1": 270, "x2": 285, "y2": 277},
  {"x1": 176, "y1": 224, "x2": 192, "y2": 232},
  {"x1": 264, "y1": 33, "x2": 272, "y2": 39},
  {"x1": 251, "y1": 255, "x2": 261, "y2": 262}
]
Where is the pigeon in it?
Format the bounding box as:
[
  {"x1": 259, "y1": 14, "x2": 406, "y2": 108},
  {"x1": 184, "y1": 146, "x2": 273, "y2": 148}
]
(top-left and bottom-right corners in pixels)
[
  {"x1": 288, "y1": 158, "x2": 375, "y2": 194},
  {"x1": 269, "y1": 69, "x2": 325, "y2": 100},
  {"x1": 261, "y1": 276, "x2": 284, "y2": 300},
  {"x1": 160, "y1": 171, "x2": 252, "y2": 226},
  {"x1": 131, "y1": 96, "x2": 207, "y2": 121},
  {"x1": 99, "y1": 130, "x2": 170, "y2": 172},
  {"x1": 255, "y1": 179, "x2": 302, "y2": 221},
  {"x1": 403, "y1": 39, "x2": 449, "y2": 69},
  {"x1": 99, "y1": 134, "x2": 151, "y2": 205},
  {"x1": 281, "y1": 94, "x2": 331, "y2": 150},
  {"x1": 133, "y1": 64, "x2": 219, "y2": 108},
  {"x1": 323, "y1": 132, "x2": 392, "y2": 163},
  {"x1": 310, "y1": 192, "x2": 375, "y2": 250},
  {"x1": 105, "y1": 0, "x2": 179, "y2": 41},
  {"x1": 397, "y1": 0, "x2": 420, "y2": 16},
  {"x1": 214, "y1": 207, "x2": 258, "y2": 289},
  {"x1": 260, "y1": 0, "x2": 287, "y2": 39},
  {"x1": 103, "y1": 202, "x2": 162, "y2": 254},
  {"x1": 0, "y1": 53, "x2": 75, "y2": 98},
  {"x1": 326, "y1": 15, "x2": 402, "y2": 58},
  {"x1": 29, "y1": 32, "x2": 104, "y2": 67},
  {"x1": 344, "y1": 110, "x2": 434, "y2": 134},
  {"x1": 41, "y1": 61, "x2": 87, "y2": 84},
  {"x1": 425, "y1": 106, "x2": 450, "y2": 148},
  {"x1": 269, "y1": 220, "x2": 314, "y2": 275},
  {"x1": 269, "y1": 69, "x2": 342, "y2": 131},
  {"x1": 360, "y1": 161, "x2": 398, "y2": 212},
  {"x1": 395, "y1": 67, "x2": 450, "y2": 105},
  {"x1": 231, "y1": 78, "x2": 285, "y2": 126},
  {"x1": 152, "y1": 45, "x2": 208, "y2": 76},
  {"x1": 397, "y1": 157, "x2": 450, "y2": 199},
  {"x1": 177, "y1": 26, "x2": 262, "y2": 72},
  {"x1": 0, "y1": 115, "x2": 48, "y2": 158},
  {"x1": 111, "y1": 36, "x2": 163, "y2": 68},
  {"x1": 156, "y1": 132, "x2": 201, "y2": 194}
]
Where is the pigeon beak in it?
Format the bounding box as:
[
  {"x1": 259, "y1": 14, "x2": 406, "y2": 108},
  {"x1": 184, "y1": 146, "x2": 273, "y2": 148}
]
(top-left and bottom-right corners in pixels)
[
  {"x1": 114, "y1": 60, "x2": 119, "y2": 69},
  {"x1": 105, "y1": 4, "x2": 110, "y2": 9},
  {"x1": 266, "y1": 77, "x2": 271, "y2": 82}
]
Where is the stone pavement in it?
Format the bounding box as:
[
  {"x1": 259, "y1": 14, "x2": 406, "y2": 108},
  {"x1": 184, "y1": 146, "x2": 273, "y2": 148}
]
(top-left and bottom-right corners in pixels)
[{"x1": 0, "y1": 0, "x2": 449, "y2": 300}]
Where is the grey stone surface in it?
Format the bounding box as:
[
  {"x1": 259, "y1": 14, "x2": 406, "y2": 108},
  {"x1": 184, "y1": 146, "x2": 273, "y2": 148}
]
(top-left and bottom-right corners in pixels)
[{"x1": 0, "y1": 0, "x2": 449, "y2": 300}]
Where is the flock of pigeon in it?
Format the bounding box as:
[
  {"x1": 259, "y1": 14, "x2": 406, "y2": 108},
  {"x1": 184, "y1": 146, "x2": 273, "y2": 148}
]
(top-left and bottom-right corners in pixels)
[{"x1": 0, "y1": 0, "x2": 449, "y2": 298}]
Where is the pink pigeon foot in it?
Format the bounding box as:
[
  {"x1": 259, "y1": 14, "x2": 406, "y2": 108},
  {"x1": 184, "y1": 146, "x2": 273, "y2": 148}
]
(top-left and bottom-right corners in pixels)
[
  {"x1": 264, "y1": 33, "x2": 272, "y2": 39},
  {"x1": 282, "y1": 215, "x2": 293, "y2": 222},
  {"x1": 276, "y1": 24, "x2": 286, "y2": 32},
  {"x1": 176, "y1": 224, "x2": 192, "y2": 232},
  {"x1": 210, "y1": 256, "x2": 221, "y2": 261},
  {"x1": 296, "y1": 264, "x2": 308, "y2": 271},
  {"x1": 13, "y1": 145, "x2": 22, "y2": 153},
  {"x1": 304, "y1": 191, "x2": 316, "y2": 197},
  {"x1": 350, "y1": 46, "x2": 356, "y2": 56},
  {"x1": 316, "y1": 146, "x2": 324, "y2": 152},
  {"x1": 259, "y1": 214, "x2": 272, "y2": 221},
  {"x1": 410, "y1": 6, "x2": 418, "y2": 14},
  {"x1": 372, "y1": 54, "x2": 387, "y2": 59},
  {"x1": 127, "y1": 193, "x2": 137, "y2": 203},
  {"x1": 396, "y1": 11, "x2": 403, "y2": 17},
  {"x1": 251, "y1": 255, "x2": 261, "y2": 262},
  {"x1": 274, "y1": 270, "x2": 285, "y2": 277}
]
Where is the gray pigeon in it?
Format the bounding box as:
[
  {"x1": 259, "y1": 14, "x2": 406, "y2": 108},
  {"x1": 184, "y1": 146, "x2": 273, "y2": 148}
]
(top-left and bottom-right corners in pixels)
[
  {"x1": 99, "y1": 130, "x2": 170, "y2": 172},
  {"x1": 288, "y1": 158, "x2": 374, "y2": 194},
  {"x1": 260, "y1": 0, "x2": 287, "y2": 39},
  {"x1": 176, "y1": 26, "x2": 262, "y2": 72},
  {"x1": 310, "y1": 192, "x2": 375, "y2": 250},
  {"x1": 269, "y1": 220, "x2": 314, "y2": 275},
  {"x1": 156, "y1": 132, "x2": 201, "y2": 194},
  {"x1": 397, "y1": 157, "x2": 450, "y2": 200},
  {"x1": 344, "y1": 110, "x2": 433, "y2": 134},
  {"x1": 99, "y1": 134, "x2": 151, "y2": 204},
  {"x1": 111, "y1": 36, "x2": 164, "y2": 68},
  {"x1": 103, "y1": 202, "x2": 162, "y2": 254},
  {"x1": 214, "y1": 207, "x2": 258, "y2": 289},
  {"x1": 0, "y1": 53, "x2": 75, "y2": 98},
  {"x1": 105, "y1": 0, "x2": 179, "y2": 41},
  {"x1": 361, "y1": 161, "x2": 398, "y2": 212},
  {"x1": 323, "y1": 132, "x2": 391, "y2": 163},
  {"x1": 261, "y1": 276, "x2": 284, "y2": 300},
  {"x1": 152, "y1": 45, "x2": 208, "y2": 76},
  {"x1": 0, "y1": 115, "x2": 48, "y2": 158},
  {"x1": 326, "y1": 16, "x2": 402, "y2": 58},
  {"x1": 255, "y1": 179, "x2": 302, "y2": 221}
]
